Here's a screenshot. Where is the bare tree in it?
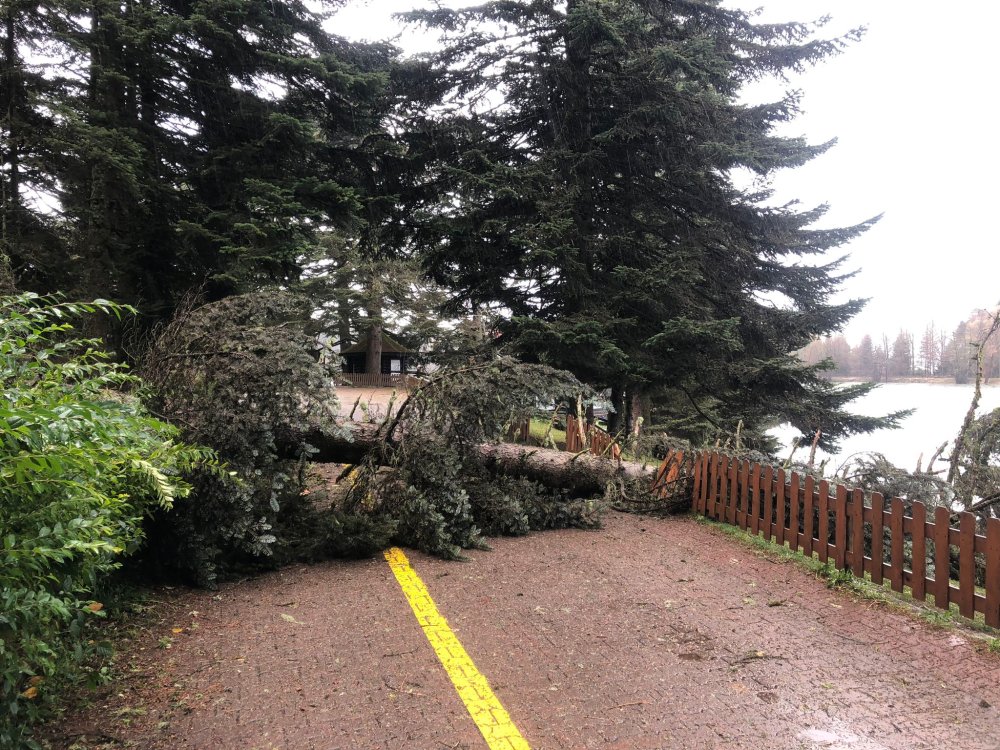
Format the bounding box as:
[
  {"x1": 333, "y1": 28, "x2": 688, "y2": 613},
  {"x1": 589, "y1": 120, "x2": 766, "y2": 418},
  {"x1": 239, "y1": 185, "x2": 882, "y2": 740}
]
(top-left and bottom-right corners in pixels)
[{"x1": 947, "y1": 307, "x2": 1000, "y2": 487}]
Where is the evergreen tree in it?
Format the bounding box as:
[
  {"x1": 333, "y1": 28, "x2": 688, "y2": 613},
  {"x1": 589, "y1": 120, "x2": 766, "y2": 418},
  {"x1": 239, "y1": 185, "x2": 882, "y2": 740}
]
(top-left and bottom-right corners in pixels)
[
  {"x1": 918, "y1": 323, "x2": 939, "y2": 375},
  {"x1": 0, "y1": 0, "x2": 78, "y2": 292},
  {"x1": 854, "y1": 334, "x2": 876, "y2": 380},
  {"x1": 3, "y1": 0, "x2": 395, "y2": 331},
  {"x1": 889, "y1": 330, "x2": 914, "y2": 378},
  {"x1": 405, "y1": 0, "x2": 898, "y2": 451}
]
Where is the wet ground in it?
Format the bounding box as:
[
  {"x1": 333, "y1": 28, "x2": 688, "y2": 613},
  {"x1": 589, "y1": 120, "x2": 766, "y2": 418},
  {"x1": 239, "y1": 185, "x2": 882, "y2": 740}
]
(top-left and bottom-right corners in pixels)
[{"x1": 45, "y1": 513, "x2": 1000, "y2": 750}]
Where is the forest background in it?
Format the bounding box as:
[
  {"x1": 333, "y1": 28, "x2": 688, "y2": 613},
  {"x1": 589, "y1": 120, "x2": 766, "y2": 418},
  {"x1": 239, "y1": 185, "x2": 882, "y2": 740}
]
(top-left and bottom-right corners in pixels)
[{"x1": 3, "y1": 0, "x2": 1000, "y2": 746}]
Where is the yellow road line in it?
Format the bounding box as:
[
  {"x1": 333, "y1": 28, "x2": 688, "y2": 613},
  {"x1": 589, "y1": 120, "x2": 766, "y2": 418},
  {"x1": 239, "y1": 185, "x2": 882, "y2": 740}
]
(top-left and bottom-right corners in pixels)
[{"x1": 384, "y1": 547, "x2": 531, "y2": 750}]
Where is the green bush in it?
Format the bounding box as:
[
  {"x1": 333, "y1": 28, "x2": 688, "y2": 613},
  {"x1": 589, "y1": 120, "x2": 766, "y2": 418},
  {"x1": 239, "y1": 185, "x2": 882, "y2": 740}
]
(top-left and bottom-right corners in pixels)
[
  {"x1": 0, "y1": 293, "x2": 213, "y2": 748},
  {"x1": 140, "y1": 291, "x2": 350, "y2": 585}
]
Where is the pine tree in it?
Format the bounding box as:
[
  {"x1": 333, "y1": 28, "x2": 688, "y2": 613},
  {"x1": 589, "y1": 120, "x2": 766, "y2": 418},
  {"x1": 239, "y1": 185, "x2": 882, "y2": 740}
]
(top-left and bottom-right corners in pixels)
[
  {"x1": 405, "y1": 0, "x2": 898, "y2": 451},
  {"x1": 0, "y1": 0, "x2": 78, "y2": 292},
  {"x1": 3, "y1": 0, "x2": 395, "y2": 331}
]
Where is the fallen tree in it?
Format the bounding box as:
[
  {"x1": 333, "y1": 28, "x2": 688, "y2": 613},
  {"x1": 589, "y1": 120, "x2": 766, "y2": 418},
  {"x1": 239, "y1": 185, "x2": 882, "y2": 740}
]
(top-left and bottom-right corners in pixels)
[
  {"x1": 142, "y1": 291, "x2": 689, "y2": 575},
  {"x1": 301, "y1": 420, "x2": 664, "y2": 496}
]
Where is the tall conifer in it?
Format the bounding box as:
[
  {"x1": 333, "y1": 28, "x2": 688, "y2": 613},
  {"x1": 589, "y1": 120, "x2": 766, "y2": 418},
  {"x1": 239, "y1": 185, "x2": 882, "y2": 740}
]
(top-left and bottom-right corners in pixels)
[{"x1": 405, "y1": 0, "x2": 900, "y2": 450}]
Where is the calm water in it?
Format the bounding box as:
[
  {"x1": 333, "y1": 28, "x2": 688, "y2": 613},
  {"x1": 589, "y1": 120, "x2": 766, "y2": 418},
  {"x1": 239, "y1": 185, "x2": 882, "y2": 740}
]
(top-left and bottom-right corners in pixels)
[{"x1": 770, "y1": 382, "x2": 1000, "y2": 473}]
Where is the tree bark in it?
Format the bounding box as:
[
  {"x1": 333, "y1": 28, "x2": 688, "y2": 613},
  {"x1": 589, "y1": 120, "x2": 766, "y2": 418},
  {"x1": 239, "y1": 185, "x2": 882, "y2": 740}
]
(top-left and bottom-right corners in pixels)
[
  {"x1": 365, "y1": 321, "x2": 382, "y2": 374},
  {"x1": 294, "y1": 421, "x2": 662, "y2": 496}
]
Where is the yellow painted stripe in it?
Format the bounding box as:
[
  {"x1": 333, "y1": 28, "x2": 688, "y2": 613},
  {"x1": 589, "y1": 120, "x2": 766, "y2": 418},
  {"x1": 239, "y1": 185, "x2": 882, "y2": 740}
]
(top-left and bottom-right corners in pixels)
[{"x1": 384, "y1": 547, "x2": 531, "y2": 750}]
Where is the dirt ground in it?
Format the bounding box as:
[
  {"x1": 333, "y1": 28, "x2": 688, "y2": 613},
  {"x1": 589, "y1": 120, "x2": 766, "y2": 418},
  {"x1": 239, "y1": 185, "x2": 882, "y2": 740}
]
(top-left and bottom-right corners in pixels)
[
  {"x1": 43, "y1": 513, "x2": 1000, "y2": 750},
  {"x1": 335, "y1": 387, "x2": 406, "y2": 420}
]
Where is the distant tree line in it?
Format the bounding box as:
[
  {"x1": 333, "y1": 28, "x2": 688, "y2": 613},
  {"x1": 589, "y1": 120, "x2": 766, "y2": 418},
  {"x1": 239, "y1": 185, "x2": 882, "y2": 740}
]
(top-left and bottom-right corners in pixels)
[
  {"x1": 799, "y1": 308, "x2": 1000, "y2": 383},
  {"x1": 1, "y1": 0, "x2": 906, "y2": 453}
]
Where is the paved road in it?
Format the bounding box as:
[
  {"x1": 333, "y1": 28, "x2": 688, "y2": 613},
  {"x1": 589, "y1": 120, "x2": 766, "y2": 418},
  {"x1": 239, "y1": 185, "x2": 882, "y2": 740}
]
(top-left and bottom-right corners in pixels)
[{"x1": 48, "y1": 513, "x2": 1000, "y2": 749}]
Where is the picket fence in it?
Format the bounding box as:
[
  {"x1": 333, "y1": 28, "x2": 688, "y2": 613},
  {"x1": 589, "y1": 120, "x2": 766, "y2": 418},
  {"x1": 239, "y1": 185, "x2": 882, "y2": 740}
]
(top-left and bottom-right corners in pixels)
[{"x1": 690, "y1": 451, "x2": 1000, "y2": 626}]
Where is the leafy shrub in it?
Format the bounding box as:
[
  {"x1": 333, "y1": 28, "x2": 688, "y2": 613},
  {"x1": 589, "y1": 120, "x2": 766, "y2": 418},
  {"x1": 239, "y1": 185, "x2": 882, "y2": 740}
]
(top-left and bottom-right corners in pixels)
[
  {"x1": 140, "y1": 291, "x2": 352, "y2": 585},
  {"x1": 0, "y1": 294, "x2": 213, "y2": 748}
]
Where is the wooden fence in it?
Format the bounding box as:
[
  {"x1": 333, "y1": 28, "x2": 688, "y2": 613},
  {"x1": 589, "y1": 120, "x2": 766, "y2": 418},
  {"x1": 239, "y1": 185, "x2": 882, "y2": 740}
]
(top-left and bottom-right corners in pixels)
[
  {"x1": 691, "y1": 451, "x2": 1000, "y2": 627},
  {"x1": 340, "y1": 373, "x2": 423, "y2": 390},
  {"x1": 565, "y1": 415, "x2": 620, "y2": 458}
]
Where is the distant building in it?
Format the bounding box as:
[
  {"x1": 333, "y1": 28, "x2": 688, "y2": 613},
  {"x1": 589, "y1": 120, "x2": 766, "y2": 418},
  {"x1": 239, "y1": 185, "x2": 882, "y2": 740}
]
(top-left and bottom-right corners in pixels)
[{"x1": 340, "y1": 331, "x2": 416, "y2": 375}]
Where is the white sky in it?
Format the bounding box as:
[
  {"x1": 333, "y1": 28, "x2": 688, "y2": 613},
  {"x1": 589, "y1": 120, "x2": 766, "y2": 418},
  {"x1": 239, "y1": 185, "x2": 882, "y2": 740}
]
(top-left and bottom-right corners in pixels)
[{"x1": 330, "y1": 0, "x2": 1000, "y2": 345}]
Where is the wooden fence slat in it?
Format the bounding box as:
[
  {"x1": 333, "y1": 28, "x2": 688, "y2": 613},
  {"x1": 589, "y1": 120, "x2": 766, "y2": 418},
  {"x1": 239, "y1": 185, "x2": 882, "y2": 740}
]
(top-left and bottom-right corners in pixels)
[
  {"x1": 986, "y1": 518, "x2": 1000, "y2": 628},
  {"x1": 719, "y1": 455, "x2": 730, "y2": 522},
  {"x1": 834, "y1": 485, "x2": 848, "y2": 569},
  {"x1": 749, "y1": 463, "x2": 761, "y2": 536},
  {"x1": 789, "y1": 472, "x2": 801, "y2": 552},
  {"x1": 870, "y1": 492, "x2": 885, "y2": 584},
  {"x1": 934, "y1": 506, "x2": 951, "y2": 611},
  {"x1": 694, "y1": 453, "x2": 704, "y2": 512},
  {"x1": 738, "y1": 460, "x2": 750, "y2": 529},
  {"x1": 726, "y1": 457, "x2": 738, "y2": 525},
  {"x1": 889, "y1": 497, "x2": 905, "y2": 592},
  {"x1": 701, "y1": 453, "x2": 712, "y2": 515},
  {"x1": 851, "y1": 488, "x2": 865, "y2": 577},
  {"x1": 762, "y1": 466, "x2": 775, "y2": 542},
  {"x1": 775, "y1": 469, "x2": 787, "y2": 547},
  {"x1": 817, "y1": 480, "x2": 830, "y2": 564},
  {"x1": 911, "y1": 502, "x2": 927, "y2": 601},
  {"x1": 708, "y1": 453, "x2": 720, "y2": 519},
  {"x1": 691, "y1": 454, "x2": 703, "y2": 513},
  {"x1": 802, "y1": 475, "x2": 815, "y2": 557},
  {"x1": 958, "y1": 512, "x2": 976, "y2": 619}
]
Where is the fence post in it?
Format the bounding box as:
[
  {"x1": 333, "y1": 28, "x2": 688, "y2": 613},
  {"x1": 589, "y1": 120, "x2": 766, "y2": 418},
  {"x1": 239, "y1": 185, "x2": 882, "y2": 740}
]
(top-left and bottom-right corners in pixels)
[
  {"x1": 851, "y1": 488, "x2": 865, "y2": 577},
  {"x1": 749, "y1": 463, "x2": 761, "y2": 536},
  {"x1": 986, "y1": 518, "x2": 1000, "y2": 628},
  {"x1": 761, "y1": 465, "x2": 774, "y2": 542},
  {"x1": 726, "y1": 457, "x2": 737, "y2": 525},
  {"x1": 870, "y1": 492, "x2": 885, "y2": 584},
  {"x1": 775, "y1": 468, "x2": 787, "y2": 547},
  {"x1": 958, "y1": 512, "x2": 976, "y2": 619},
  {"x1": 911, "y1": 502, "x2": 927, "y2": 601},
  {"x1": 890, "y1": 497, "x2": 904, "y2": 592},
  {"x1": 817, "y1": 480, "x2": 830, "y2": 563},
  {"x1": 834, "y1": 485, "x2": 848, "y2": 570},
  {"x1": 933, "y1": 506, "x2": 951, "y2": 611},
  {"x1": 802, "y1": 475, "x2": 815, "y2": 557},
  {"x1": 738, "y1": 460, "x2": 749, "y2": 529},
  {"x1": 789, "y1": 471, "x2": 800, "y2": 552},
  {"x1": 708, "y1": 453, "x2": 720, "y2": 519}
]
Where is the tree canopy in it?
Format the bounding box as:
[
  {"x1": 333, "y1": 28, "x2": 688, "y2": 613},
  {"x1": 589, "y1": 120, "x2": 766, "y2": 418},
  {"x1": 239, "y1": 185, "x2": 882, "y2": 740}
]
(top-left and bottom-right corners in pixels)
[
  {"x1": 2, "y1": 0, "x2": 899, "y2": 449},
  {"x1": 400, "y1": 0, "x2": 896, "y2": 451}
]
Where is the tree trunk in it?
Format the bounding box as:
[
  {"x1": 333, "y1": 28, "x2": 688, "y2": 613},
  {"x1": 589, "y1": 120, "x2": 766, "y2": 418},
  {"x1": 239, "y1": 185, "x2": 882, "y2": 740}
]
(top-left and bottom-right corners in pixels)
[
  {"x1": 607, "y1": 385, "x2": 623, "y2": 434},
  {"x1": 365, "y1": 322, "x2": 383, "y2": 375},
  {"x1": 0, "y1": 7, "x2": 19, "y2": 292},
  {"x1": 364, "y1": 276, "x2": 383, "y2": 374},
  {"x1": 295, "y1": 421, "x2": 663, "y2": 496},
  {"x1": 337, "y1": 296, "x2": 353, "y2": 349}
]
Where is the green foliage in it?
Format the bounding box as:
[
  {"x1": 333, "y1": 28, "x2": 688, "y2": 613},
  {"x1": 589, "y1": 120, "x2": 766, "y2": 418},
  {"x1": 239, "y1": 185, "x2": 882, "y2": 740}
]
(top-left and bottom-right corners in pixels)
[
  {"x1": 405, "y1": 0, "x2": 885, "y2": 451},
  {"x1": 1, "y1": 0, "x2": 396, "y2": 327},
  {"x1": 140, "y1": 290, "x2": 349, "y2": 585},
  {"x1": 0, "y1": 293, "x2": 213, "y2": 748},
  {"x1": 347, "y1": 357, "x2": 603, "y2": 559},
  {"x1": 952, "y1": 407, "x2": 1000, "y2": 519},
  {"x1": 833, "y1": 452, "x2": 955, "y2": 510},
  {"x1": 466, "y1": 475, "x2": 602, "y2": 537}
]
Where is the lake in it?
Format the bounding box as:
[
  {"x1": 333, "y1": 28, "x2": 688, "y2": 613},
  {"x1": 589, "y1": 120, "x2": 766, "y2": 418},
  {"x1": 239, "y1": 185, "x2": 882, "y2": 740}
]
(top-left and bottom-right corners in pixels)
[{"x1": 770, "y1": 382, "x2": 1000, "y2": 473}]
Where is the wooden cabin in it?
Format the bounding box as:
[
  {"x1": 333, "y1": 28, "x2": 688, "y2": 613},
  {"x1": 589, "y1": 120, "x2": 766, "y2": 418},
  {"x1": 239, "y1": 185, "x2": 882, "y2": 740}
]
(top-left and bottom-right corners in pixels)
[{"x1": 340, "y1": 331, "x2": 416, "y2": 387}]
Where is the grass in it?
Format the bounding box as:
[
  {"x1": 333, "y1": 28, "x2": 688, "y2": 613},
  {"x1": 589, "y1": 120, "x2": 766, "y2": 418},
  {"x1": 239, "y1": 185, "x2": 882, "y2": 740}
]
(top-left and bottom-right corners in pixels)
[
  {"x1": 527, "y1": 417, "x2": 566, "y2": 450},
  {"x1": 695, "y1": 515, "x2": 1000, "y2": 640}
]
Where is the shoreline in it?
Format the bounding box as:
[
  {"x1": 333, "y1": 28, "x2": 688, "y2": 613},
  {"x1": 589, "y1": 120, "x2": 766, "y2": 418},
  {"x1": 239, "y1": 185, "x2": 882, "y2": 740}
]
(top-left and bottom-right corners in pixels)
[{"x1": 830, "y1": 376, "x2": 1000, "y2": 386}]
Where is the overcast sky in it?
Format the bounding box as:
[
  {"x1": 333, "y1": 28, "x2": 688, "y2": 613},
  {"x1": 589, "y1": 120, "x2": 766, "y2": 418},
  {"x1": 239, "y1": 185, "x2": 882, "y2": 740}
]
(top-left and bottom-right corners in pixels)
[{"x1": 330, "y1": 1, "x2": 1000, "y2": 344}]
